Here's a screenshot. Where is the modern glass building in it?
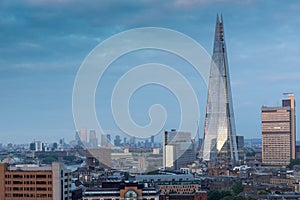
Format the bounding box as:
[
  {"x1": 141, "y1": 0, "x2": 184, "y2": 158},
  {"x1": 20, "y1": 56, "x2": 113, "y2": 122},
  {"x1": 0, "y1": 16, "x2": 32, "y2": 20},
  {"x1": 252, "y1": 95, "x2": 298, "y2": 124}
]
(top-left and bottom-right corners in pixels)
[
  {"x1": 163, "y1": 130, "x2": 195, "y2": 170},
  {"x1": 201, "y1": 15, "x2": 238, "y2": 168}
]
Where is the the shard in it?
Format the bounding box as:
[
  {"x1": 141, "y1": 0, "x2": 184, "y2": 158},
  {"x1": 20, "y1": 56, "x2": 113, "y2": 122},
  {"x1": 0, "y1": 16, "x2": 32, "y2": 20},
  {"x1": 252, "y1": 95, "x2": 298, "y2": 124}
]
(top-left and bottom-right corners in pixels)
[{"x1": 201, "y1": 15, "x2": 238, "y2": 168}]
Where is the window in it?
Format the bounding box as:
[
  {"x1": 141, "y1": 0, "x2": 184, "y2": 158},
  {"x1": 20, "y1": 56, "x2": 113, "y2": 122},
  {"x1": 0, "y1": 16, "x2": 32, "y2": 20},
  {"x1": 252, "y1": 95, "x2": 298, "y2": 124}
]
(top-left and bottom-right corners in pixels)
[
  {"x1": 36, "y1": 181, "x2": 47, "y2": 184},
  {"x1": 125, "y1": 190, "x2": 138, "y2": 200},
  {"x1": 13, "y1": 174, "x2": 23, "y2": 179},
  {"x1": 36, "y1": 175, "x2": 47, "y2": 178},
  {"x1": 36, "y1": 187, "x2": 47, "y2": 191}
]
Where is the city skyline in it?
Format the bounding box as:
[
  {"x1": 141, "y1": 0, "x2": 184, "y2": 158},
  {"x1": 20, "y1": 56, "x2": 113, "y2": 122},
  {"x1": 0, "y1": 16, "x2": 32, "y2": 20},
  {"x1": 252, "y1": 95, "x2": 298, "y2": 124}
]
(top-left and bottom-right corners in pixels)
[{"x1": 1, "y1": 1, "x2": 300, "y2": 143}]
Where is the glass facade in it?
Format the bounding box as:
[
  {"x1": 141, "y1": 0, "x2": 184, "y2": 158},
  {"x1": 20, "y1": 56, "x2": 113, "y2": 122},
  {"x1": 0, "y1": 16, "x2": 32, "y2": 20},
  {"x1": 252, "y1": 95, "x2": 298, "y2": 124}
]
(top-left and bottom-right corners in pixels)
[{"x1": 201, "y1": 15, "x2": 238, "y2": 168}]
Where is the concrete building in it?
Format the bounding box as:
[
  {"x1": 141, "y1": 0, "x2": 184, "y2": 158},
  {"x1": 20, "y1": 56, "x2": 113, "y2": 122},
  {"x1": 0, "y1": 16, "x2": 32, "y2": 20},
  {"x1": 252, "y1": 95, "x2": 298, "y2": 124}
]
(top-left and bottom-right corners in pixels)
[
  {"x1": 86, "y1": 147, "x2": 111, "y2": 168},
  {"x1": 135, "y1": 174, "x2": 195, "y2": 183},
  {"x1": 114, "y1": 135, "x2": 122, "y2": 146},
  {"x1": 0, "y1": 162, "x2": 71, "y2": 200},
  {"x1": 296, "y1": 146, "x2": 300, "y2": 159},
  {"x1": 163, "y1": 130, "x2": 195, "y2": 170},
  {"x1": 236, "y1": 136, "x2": 245, "y2": 165},
  {"x1": 79, "y1": 129, "x2": 87, "y2": 144},
  {"x1": 159, "y1": 192, "x2": 207, "y2": 200},
  {"x1": 88, "y1": 130, "x2": 98, "y2": 148},
  {"x1": 101, "y1": 134, "x2": 112, "y2": 147},
  {"x1": 29, "y1": 141, "x2": 44, "y2": 152},
  {"x1": 83, "y1": 181, "x2": 160, "y2": 200},
  {"x1": 135, "y1": 174, "x2": 206, "y2": 200},
  {"x1": 159, "y1": 180, "x2": 200, "y2": 195},
  {"x1": 262, "y1": 94, "x2": 296, "y2": 166}
]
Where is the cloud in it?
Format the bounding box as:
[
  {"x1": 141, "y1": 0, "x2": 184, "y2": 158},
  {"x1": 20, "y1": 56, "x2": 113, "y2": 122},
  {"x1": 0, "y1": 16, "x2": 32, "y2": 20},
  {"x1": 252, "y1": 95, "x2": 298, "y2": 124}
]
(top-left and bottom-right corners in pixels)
[
  {"x1": 171, "y1": 0, "x2": 254, "y2": 9},
  {"x1": 263, "y1": 73, "x2": 300, "y2": 82},
  {"x1": 1, "y1": 0, "x2": 300, "y2": 143}
]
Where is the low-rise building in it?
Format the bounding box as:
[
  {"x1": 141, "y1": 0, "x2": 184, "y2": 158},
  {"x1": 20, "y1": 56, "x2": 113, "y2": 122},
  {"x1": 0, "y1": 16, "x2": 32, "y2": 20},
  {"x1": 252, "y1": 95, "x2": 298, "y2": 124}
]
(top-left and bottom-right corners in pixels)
[
  {"x1": 159, "y1": 180, "x2": 200, "y2": 195},
  {"x1": 83, "y1": 181, "x2": 160, "y2": 200},
  {"x1": 159, "y1": 192, "x2": 207, "y2": 200},
  {"x1": 134, "y1": 174, "x2": 206, "y2": 199}
]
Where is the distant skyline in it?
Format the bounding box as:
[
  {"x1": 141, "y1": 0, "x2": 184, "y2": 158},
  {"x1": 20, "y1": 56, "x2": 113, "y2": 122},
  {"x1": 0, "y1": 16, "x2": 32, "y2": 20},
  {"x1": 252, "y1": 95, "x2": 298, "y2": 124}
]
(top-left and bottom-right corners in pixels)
[{"x1": 1, "y1": 1, "x2": 300, "y2": 144}]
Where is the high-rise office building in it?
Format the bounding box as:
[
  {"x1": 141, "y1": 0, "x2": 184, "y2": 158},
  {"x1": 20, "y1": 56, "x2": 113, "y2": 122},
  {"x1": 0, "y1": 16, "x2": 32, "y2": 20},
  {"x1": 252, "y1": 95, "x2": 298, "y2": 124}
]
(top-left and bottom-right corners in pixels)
[
  {"x1": 101, "y1": 134, "x2": 113, "y2": 147},
  {"x1": 89, "y1": 130, "x2": 98, "y2": 148},
  {"x1": 114, "y1": 135, "x2": 121, "y2": 146},
  {"x1": 201, "y1": 15, "x2": 238, "y2": 168},
  {"x1": 236, "y1": 136, "x2": 245, "y2": 165},
  {"x1": 262, "y1": 94, "x2": 296, "y2": 166},
  {"x1": 130, "y1": 136, "x2": 136, "y2": 147},
  {"x1": 29, "y1": 141, "x2": 44, "y2": 152},
  {"x1": 79, "y1": 129, "x2": 87, "y2": 144},
  {"x1": 163, "y1": 130, "x2": 195, "y2": 170}
]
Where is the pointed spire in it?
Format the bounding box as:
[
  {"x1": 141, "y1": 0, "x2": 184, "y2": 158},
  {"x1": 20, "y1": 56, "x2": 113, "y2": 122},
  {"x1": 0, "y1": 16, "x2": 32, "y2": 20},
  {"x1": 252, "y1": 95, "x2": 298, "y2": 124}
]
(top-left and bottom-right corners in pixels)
[
  {"x1": 214, "y1": 13, "x2": 224, "y2": 49},
  {"x1": 202, "y1": 15, "x2": 238, "y2": 168}
]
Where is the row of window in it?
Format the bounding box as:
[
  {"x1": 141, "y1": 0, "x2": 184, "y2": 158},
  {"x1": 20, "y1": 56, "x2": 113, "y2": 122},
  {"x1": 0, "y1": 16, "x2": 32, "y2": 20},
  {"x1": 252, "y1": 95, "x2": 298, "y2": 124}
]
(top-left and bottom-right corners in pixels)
[
  {"x1": 5, "y1": 174, "x2": 52, "y2": 179},
  {"x1": 5, "y1": 193, "x2": 52, "y2": 198},
  {"x1": 5, "y1": 187, "x2": 52, "y2": 191},
  {"x1": 161, "y1": 185, "x2": 197, "y2": 188},
  {"x1": 83, "y1": 198, "x2": 155, "y2": 200},
  {"x1": 5, "y1": 181, "x2": 52, "y2": 185}
]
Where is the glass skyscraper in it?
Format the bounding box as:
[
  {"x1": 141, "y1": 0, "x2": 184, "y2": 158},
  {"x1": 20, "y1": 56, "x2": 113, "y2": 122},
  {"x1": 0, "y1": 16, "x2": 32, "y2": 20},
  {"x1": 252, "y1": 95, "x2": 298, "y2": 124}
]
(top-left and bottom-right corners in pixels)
[{"x1": 201, "y1": 15, "x2": 238, "y2": 168}]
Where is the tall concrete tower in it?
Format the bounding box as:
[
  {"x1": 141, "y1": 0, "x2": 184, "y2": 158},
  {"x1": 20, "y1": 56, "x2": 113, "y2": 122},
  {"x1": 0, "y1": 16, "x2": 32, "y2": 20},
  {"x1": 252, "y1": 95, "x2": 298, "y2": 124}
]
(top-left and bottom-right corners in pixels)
[
  {"x1": 202, "y1": 15, "x2": 238, "y2": 168},
  {"x1": 262, "y1": 93, "x2": 296, "y2": 166}
]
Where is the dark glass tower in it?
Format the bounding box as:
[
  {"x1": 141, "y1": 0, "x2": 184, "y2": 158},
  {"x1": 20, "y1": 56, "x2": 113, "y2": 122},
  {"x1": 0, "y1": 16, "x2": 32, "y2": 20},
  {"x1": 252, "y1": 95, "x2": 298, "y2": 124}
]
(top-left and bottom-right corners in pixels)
[{"x1": 201, "y1": 15, "x2": 238, "y2": 168}]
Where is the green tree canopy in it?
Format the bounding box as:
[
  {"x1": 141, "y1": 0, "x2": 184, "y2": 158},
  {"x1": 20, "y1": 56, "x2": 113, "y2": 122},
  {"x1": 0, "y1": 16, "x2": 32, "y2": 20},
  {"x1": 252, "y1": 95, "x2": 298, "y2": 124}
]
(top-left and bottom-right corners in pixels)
[{"x1": 232, "y1": 181, "x2": 243, "y2": 195}]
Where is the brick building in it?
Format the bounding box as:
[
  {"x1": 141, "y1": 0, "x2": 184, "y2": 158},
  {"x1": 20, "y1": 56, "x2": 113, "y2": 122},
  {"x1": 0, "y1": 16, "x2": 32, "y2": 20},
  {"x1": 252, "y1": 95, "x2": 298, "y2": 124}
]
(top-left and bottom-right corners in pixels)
[{"x1": 0, "y1": 162, "x2": 71, "y2": 200}]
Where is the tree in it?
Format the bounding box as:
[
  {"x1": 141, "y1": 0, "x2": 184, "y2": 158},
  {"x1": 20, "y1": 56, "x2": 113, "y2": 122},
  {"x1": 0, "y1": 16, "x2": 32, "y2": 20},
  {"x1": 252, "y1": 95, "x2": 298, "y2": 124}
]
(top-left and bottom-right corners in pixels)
[
  {"x1": 287, "y1": 159, "x2": 300, "y2": 169},
  {"x1": 221, "y1": 190, "x2": 233, "y2": 198},
  {"x1": 232, "y1": 181, "x2": 243, "y2": 195},
  {"x1": 222, "y1": 196, "x2": 255, "y2": 200},
  {"x1": 208, "y1": 190, "x2": 222, "y2": 200},
  {"x1": 63, "y1": 155, "x2": 76, "y2": 163},
  {"x1": 258, "y1": 190, "x2": 268, "y2": 195},
  {"x1": 222, "y1": 196, "x2": 235, "y2": 200},
  {"x1": 42, "y1": 155, "x2": 58, "y2": 164}
]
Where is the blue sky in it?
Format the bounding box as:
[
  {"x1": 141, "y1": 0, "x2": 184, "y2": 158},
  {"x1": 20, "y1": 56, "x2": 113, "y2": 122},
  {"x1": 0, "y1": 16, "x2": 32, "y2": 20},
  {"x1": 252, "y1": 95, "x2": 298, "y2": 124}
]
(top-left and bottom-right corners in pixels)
[{"x1": 1, "y1": 0, "x2": 300, "y2": 144}]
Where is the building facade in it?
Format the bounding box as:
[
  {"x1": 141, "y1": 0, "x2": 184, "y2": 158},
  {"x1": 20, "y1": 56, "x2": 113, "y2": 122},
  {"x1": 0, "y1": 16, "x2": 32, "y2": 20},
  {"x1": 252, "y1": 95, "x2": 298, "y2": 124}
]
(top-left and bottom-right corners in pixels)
[
  {"x1": 79, "y1": 129, "x2": 87, "y2": 144},
  {"x1": 201, "y1": 15, "x2": 238, "y2": 168},
  {"x1": 159, "y1": 192, "x2": 207, "y2": 200},
  {"x1": 163, "y1": 130, "x2": 195, "y2": 170},
  {"x1": 0, "y1": 162, "x2": 71, "y2": 200},
  {"x1": 134, "y1": 174, "x2": 207, "y2": 200},
  {"x1": 86, "y1": 147, "x2": 111, "y2": 168},
  {"x1": 236, "y1": 136, "x2": 245, "y2": 165},
  {"x1": 83, "y1": 181, "x2": 160, "y2": 200},
  {"x1": 88, "y1": 130, "x2": 98, "y2": 148},
  {"x1": 262, "y1": 94, "x2": 296, "y2": 166}
]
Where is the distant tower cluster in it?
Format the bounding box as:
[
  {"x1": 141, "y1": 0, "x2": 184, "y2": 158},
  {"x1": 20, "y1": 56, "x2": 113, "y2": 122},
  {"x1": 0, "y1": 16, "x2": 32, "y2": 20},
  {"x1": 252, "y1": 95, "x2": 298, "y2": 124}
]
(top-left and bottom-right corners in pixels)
[
  {"x1": 75, "y1": 129, "x2": 99, "y2": 148},
  {"x1": 262, "y1": 94, "x2": 296, "y2": 166},
  {"x1": 201, "y1": 15, "x2": 239, "y2": 168},
  {"x1": 89, "y1": 130, "x2": 98, "y2": 148}
]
